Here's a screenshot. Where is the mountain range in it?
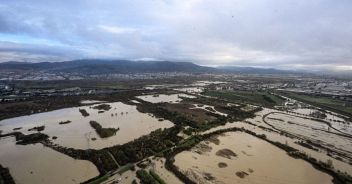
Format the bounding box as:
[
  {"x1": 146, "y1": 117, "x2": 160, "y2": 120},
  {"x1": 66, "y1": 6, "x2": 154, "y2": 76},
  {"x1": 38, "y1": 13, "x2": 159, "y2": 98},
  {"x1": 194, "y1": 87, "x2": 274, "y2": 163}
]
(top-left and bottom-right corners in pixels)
[{"x1": 0, "y1": 59, "x2": 302, "y2": 75}]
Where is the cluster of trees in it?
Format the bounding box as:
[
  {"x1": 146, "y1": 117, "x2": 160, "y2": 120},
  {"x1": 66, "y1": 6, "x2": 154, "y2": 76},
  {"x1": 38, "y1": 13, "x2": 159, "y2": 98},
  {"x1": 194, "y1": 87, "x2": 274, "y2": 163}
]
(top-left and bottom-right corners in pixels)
[
  {"x1": 215, "y1": 105, "x2": 261, "y2": 122},
  {"x1": 59, "y1": 120, "x2": 71, "y2": 125},
  {"x1": 89, "y1": 121, "x2": 119, "y2": 138},
  {"x1": 41, "y1": 139, "x2": 118, "y2": 173},
  {"x1": 15, "y1": 132, "x2": 49, "y2": 145},
  {"x1": 0, "y1": 165, "x2": 15, "y2": 184},
  {"x1": 136, "y1": 169, "x2": 167, "y2": 184},
  {"x1": 28, "y1": 125, "x2": 45, "y2": 132},
  {"x1": 137, "y1": 99, "x2": 258, "y2": 133},
  {"x1": 137, "y1": 102, "x2": 199, "y2": 128},
  {"x1": 262, "y1": 94, "x2": 276, "y2": 103},
  {"x1": 92, "y1": 104, "x2": 111, "y2": 111},
  {"x1": 79, "y1": 108, "x2": 89, "y2": 117},
  {"x1": 108, "y1": 127, "x2": 182, "y2": 165}
]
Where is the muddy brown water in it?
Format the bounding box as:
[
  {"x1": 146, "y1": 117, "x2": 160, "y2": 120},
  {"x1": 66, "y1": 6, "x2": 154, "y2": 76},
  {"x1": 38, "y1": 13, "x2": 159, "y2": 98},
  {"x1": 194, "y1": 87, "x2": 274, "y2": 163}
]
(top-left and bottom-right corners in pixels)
[
  {"x1": 0, "y1": 136, "x2": 99, "y2": 184},
  {"x1": 175, "y1": 132, "x2": 333, "y2": 184},
  {"x1": 0, "y1": 102, "x2": 174, "y2": 149}
]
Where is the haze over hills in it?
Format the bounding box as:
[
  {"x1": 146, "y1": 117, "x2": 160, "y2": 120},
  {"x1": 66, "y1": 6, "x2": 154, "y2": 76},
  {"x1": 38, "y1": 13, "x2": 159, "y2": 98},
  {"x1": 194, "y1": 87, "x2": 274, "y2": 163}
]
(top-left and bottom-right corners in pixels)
[
  {"x1": 0, "y1": 60, "x2": 215, "y2": 74},
  {"x1": 0, "y1": 59, "x2": 303, "y2": 75}
]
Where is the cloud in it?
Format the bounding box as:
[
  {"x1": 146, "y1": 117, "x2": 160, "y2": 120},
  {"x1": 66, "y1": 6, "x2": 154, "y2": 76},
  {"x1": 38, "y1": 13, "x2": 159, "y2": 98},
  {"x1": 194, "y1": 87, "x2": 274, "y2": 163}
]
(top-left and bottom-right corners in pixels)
[
  {"x1": 0, "y1": 0, "x2": 351, "y2": 71},
  {"x1": 99, "y1": 25, "x2": 137, "y2": 34}
]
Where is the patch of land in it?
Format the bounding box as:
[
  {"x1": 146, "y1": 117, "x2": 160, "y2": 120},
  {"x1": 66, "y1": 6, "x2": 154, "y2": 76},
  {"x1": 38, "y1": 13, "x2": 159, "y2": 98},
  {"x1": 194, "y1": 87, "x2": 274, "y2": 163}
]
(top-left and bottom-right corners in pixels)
[
  {"x1": 79, "y1": 108, "x2": 89, "y2": 117},
  {"x1": 89, "y1": 121, "x2": 119, "y2": 138},
  {"x1": 92, "y1": 104, "x2": 112, "y2": 111},
  {"x1": 28, "y1": 125, "x2": 45, "y2": 132},
  {"x1": 59, "y1": 120, "x2": 71, "y2": 125}
]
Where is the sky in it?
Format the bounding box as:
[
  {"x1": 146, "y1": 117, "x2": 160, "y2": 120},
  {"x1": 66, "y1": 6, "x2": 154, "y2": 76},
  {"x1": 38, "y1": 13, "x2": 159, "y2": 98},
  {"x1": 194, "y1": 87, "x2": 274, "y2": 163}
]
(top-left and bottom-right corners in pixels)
[{"x1": 0, "y1": 0, "x2": 351, "y2": 71}]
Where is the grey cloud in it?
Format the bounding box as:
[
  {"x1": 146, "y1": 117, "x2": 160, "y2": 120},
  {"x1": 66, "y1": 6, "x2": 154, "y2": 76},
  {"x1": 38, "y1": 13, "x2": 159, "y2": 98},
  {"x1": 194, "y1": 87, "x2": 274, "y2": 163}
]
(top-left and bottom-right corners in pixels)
[{"x1": 0, "y1": 0, "x2": 351, "y2": 71}]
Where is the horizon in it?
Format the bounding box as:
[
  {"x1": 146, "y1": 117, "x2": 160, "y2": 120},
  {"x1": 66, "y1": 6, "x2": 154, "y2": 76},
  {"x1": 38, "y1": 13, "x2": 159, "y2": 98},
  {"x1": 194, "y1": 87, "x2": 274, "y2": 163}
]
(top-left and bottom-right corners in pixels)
[{"x1": 1, "y1": 1, "x2": 352, "y2": 72}]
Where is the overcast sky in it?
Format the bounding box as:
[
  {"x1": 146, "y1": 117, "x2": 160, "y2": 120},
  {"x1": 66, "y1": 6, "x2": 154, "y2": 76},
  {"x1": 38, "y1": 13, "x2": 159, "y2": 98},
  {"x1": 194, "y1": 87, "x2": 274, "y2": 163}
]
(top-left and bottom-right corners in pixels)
[{"x1": 0, "y1": 0, "x2": 351, "y2": 71}]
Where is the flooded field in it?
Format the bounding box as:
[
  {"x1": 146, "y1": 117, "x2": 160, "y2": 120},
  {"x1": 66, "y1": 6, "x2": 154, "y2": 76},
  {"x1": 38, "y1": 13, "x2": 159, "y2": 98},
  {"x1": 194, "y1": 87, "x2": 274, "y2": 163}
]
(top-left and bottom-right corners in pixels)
[
  {"x1": 203, "y1": 108, "x2": 352, "y2": 175},
  {"x1": 0, "y1": 102, "x2": 174, "y2": 149},
  {"x1": 0, "y1": 137, "x2": 98, "y2": 184},
  {"x1": 265, "y1": 112, "x2": 352, "y2": 153},
  {"x1": 136, "y1": 93, "x2": 195, "y2": 103},
  {"x1": 147, "y1": 157, "x2": 183, "y2": 184},
  {"x1": 291, "y1": 108, "x2": 352, "y2": 135},
  {"x1": 174, "y1": 132, "x2": 333, "y2": 184}
]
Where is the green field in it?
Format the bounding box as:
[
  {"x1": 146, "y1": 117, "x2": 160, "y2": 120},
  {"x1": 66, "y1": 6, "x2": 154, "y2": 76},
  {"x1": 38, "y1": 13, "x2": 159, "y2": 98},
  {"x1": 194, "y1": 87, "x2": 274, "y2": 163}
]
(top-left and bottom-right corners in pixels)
[
  {"x1": 280, "y1": 92, "x2": 352, "y2": 117},
  {"x1": 203, "y1": 90, "x2": 285, "y2": 107}
]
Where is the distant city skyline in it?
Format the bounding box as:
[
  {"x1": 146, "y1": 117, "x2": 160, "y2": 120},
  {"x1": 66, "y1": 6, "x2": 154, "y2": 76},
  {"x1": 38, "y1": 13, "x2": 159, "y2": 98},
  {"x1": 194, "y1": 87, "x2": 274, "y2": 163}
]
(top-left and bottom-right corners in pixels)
[{"x1": 0, "y1": 0, "x2": 351, "y2": 72}]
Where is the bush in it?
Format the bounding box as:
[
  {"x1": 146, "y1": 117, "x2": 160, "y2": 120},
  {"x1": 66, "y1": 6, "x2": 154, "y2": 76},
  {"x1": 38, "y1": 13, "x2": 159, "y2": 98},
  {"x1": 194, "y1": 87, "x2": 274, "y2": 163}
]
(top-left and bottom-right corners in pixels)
[
  {"x1": 150, "y1": 170, "x2": 167, "y2": 184},
  {"x1": 136, "y1": 169, "x2": 160, "y2": 184}
]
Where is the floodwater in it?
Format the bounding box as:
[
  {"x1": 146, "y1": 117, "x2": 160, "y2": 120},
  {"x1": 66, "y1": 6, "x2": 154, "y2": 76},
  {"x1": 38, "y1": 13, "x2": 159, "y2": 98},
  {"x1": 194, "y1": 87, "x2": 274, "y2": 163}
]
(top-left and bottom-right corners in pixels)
[
  {"x1": 147, "y1": 157, "x2": 183, "y2": 184},
  {"x1": 174, "y1": 87, "x2": 204, "y2": 94},
  {"x1": 192, "y1": 81, "x2": 227, "y2": 86},
  {"x1": 80, "y1": 100, "x2": 105, "y2": 104},
  {"x1": 102, "y1": 157, "x2": 183, "y2": 184},
  {"x1": 136, "y1": 93, "x2": 195, "y2": 103},
  {"x1": 0, "y1": 102, "x2": 174, "y2": 149},
  {"x1": 0, "y1": 136, "x2": 99, "y2": 184},
  {"x1": 265, "y1": 113, "x2": 352, "y2": 153},
  {"x1": 291, "y1": 108, "x2": 352, "y2": 135},
  {"x1": 203, "y1": 108, "x2": 352, "y2": 175},
  {"x1": 191, "y1": 104, "x2": 227, "y2": 116},
  {"x1": 175, "y1": 132, "x2": 333, "y2": 184}
]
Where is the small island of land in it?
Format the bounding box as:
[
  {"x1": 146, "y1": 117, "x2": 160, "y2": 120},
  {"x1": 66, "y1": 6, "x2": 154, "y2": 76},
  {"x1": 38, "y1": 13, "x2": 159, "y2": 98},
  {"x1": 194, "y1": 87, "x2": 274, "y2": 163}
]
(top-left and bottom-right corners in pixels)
[
  {"x1": 59, "y1": 120, "x2": 71, "y2": 125},
  {"x1": 92, "y1": 104, "x2": 112, "y2": 111},
  {"x1": 89, "y1": 120, "x2": 119, "y2": 138},
  {"x1": 79, "y1": 109, "x2": 89, "y2": 117}
]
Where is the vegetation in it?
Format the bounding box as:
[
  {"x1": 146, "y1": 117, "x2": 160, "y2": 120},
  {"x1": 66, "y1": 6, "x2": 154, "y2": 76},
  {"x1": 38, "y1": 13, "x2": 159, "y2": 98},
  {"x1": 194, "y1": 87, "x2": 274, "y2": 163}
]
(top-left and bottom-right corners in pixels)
[
  {"x1": 149, "y1": 170, "x2": 167, "y2": 184},
  {"x1": 108, "y1": 127, "x2": 181, "y2": 165},
  {"x1": 137, "y1": 102, "x2": 200, "y2": 128},
  {"x1": 16, "y1": 132, "x2": 49, "y2": 145},
  {"x1": 203, "y1": 90, "x2": 285, "y2": 107},
  {"x1": 59, "y1": 120, "x2": 71, "y2": 124},
  {"x1": 79, "y1": 108, "x2": 90, "y2": 117},
  {"x1": 117, "y1": 163, "x2": 134, "y2": 174},
  {"x1": 136, "y1": 169, "x2": 160, "y2": 184},
  {"x1": 0, "y1": 165, "x2": 15, "y2": 184},
  {"x1": 89, "y1": 121, "x2": 119, "y2": 138},
  {"x1": 28, "y1": 125, "x2": 45, "y2": 132},
  {"x1": 280, "y1": 91, "x2": 352, "y2": 118},
  {"x1": 295, "y1": 141, "x2": 319, "y2": 151},
  {"x1": 163, "y1": 127, "x2": 352, "y2": 184},
  {"x1": 92, "y1": 104, "x2": 111, "y2": 111},
  {"x1": 136, "y1": 98, "x2": 257, "y2": 132},
  {"x1": 83, "y1": 173, "x2": 109, "y2": 184}
]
